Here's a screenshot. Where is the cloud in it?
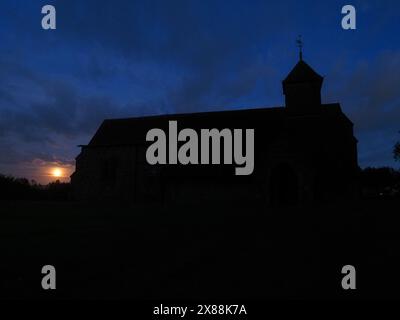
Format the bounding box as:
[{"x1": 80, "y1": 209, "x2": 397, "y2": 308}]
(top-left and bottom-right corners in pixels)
[
  {"x1": 1, "y1": 0, "x2": 399, "y2": 180},
  {"x1": 325, "y1": 50, "x2": 400, "y2": 167}
]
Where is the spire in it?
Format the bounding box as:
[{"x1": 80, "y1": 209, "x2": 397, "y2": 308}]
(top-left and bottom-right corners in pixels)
[{"x1": 296, "y1": 35, "x2": 303, "y2": 61}]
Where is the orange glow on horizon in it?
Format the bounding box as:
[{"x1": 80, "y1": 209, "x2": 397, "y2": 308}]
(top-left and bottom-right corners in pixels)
[{"x1": 51, "y1": 168, "x2": 63, "y2": 178}]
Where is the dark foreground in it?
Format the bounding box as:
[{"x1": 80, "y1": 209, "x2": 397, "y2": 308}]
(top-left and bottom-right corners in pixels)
[{"x1": 1, "y1": 199, "x2": 399, "y2": 300}]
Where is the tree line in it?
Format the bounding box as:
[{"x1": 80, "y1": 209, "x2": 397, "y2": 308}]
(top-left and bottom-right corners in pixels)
[{"x1": 0, "y1": 174, "x2": 71, "y2": 201}]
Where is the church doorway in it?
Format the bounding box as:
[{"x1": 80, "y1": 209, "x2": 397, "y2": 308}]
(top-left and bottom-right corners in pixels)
[{"x1": 269, "y1": 163, "x2": 299, "y2": 206}]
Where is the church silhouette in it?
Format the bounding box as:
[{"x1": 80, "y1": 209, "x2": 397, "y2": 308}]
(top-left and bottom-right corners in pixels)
[{"x1": 71, "y1": 56, "x2": 359, "y2": 206}]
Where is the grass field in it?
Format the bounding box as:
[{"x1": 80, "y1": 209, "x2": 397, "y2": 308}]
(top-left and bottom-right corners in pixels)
[{"x1": 1, "y1": 199, "x2": 399, "y2": 299}]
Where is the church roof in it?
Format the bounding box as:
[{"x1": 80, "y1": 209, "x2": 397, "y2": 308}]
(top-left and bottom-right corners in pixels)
[
  {"x1": 283, "y1": 60, "x2": 323, "y2": 84},
  {"x1": 87, "y1": 107, "x2": 285, "y2": 146},
  {"x1": 85, "y1": 103, "x2": 348, "y2": 147}
]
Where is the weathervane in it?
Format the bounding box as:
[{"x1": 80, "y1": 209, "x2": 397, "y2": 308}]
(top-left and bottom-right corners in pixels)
[{"x1": 296, "y1": 35, "x2": 303, "y2": 61}]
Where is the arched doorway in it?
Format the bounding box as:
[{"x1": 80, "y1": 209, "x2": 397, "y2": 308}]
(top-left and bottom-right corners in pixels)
[{"x1": 269, "y1": 163, "x2": 299, "y2": 206}]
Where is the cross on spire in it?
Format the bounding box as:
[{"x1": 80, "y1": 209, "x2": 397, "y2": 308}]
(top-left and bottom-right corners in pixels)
[{"x1": 296, "y1": 35, "x2": 303, "y2": 61}]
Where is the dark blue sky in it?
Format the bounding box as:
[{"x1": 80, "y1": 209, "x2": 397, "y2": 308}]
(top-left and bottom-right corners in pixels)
[{"x1": 0, "y1": 0, "x2": 399, "y2": 182}]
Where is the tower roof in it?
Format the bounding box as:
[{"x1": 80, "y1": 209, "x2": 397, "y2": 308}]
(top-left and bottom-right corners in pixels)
[{"x1": 283, "y1": 60, "x2": 323, "y2": 84}]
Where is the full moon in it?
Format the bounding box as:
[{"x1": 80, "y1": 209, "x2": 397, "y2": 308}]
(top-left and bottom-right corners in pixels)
[{"x1": 52, "y1": 168, "x2": 63, "y2": 178}]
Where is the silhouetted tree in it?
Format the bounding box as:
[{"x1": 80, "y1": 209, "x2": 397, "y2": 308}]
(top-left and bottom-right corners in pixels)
[
  {"x1": 360, "y1": 167, "x2": 400, "y2": 197},
  {"x1": 394, "y1": 131, "x2": 400, "y2": 161},
  {"x1": 394, "y1": 141, "x2": 400, "y2": 162},
  {"x1": 0, "y1": 174, "x2": 71, "y2": 201},
  {"x1": 44, "y1": 180, "x2": 72, "y2": 201}
]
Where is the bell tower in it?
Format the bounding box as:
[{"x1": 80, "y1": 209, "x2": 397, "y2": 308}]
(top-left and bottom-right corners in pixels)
[{"x1": 282, "y1": 37, "x2": 323, "y2": 113}]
